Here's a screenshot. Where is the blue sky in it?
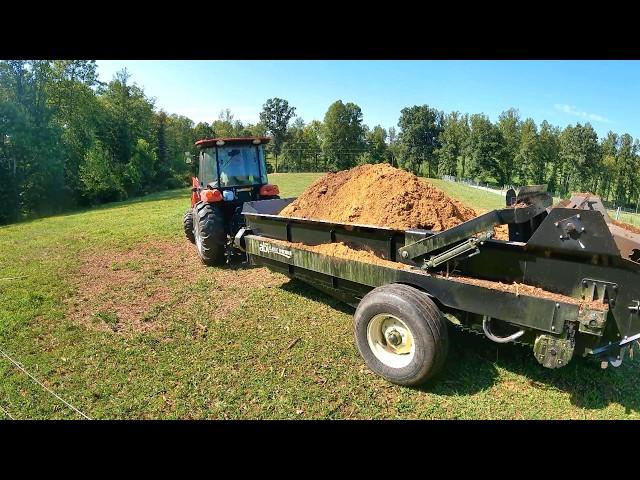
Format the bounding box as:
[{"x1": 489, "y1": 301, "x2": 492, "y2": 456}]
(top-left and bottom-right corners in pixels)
[{"x1": 96, "y1": 60, "x2": 640, "y2": 139}]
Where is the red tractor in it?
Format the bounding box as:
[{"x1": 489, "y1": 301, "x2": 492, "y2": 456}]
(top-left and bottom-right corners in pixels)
[{"x1": 183, "y1": 136, "x2": 280, "y2": 265}]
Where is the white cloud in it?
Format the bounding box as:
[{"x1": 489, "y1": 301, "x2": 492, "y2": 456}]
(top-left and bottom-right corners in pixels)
[{"x1": 553, "y1": 104, "x2": 610, "y2": 123}]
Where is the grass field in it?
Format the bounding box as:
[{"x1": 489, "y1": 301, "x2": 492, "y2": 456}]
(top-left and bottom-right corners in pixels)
[{"x1": 1, "y1": 173, "x2": 639, "y2": 419}]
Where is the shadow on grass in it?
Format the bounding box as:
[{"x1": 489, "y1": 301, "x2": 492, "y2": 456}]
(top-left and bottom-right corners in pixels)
[
  {"x1": 278, "y1": 278, "x2": 640, "y2": 413},
  {"x1": 278, "y1": 279, "x2": 357, "y2": 316},
  {"x1": 425, "y1": 329, "x2": 640, "y2": 414},
  {"x1": 0, "y1": 188, "x2": 190, "y2": 229},
  {"x1": 225, "y1": 257, "x2": 268, "y2": 272}
]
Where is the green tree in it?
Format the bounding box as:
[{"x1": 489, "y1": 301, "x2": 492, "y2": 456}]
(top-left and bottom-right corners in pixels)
[
  {"x1": 79, "y1": 140, "x2": 125, "y2": 203},
  {"x1": 0, "y1": 60, "x2": 65, "y2": 217},
  {"x1": 557, "y1": 123, "x2": 601, "y2": 195},
  {"x1": 387, "y1": 126, "x2": 400, "y2": 167},
  {"x1": 516, "y1": 118, "x2": 540, "y2": 184},
  {"x1": 496, "y1": 108, "x2": 521, "y2": 184},
  {"x1": 467, "y1": 114, "x2": 506, "y2": 185},
  {"x1": 259, "y1": 98, "x2": 296, "y2": 172},
  {"x1": 435, "y1": 112, "x2": 469, "y2": 177},
  {"x1": 305, "y1": 120, "x2": 323, "y2": 171},
  {"x1": 154, "y1": 111, "x2": 169, "y2": 181},
  {"x1": 123, "y1": 138, "x2": 157, "y2": 195},
  {"x1": 538, "y1": 121, "x2": 561, "y2": 192},
  {"x1": 46, "y1": 60, "x2": 102, "y2": 208},
  {"x1": 211, "y1": 109, "x2": 235, "y2": 137},
  {"x1": 360, "y1": 125, "x2": 388, "y2": 165},
  {"x1": 164, "y1": 114, "x2": 194, "y2": 185},
  {"x1": 0, "y1": 100, "x2": 27, "y2": 223},
  {"x1": 98, "y1": 69, "x2": 156, "y2": 168},
  {"x1": 193, "y1": 122, "x2": 214, "y2": 141},
  {"x1": 613, "y1": 133, "x2": 637, "y2": 205},
  {"x1": 397, "y1": 105, "x2": 443, "y2": 176},
  {"x1": 599, "y1": 131, "x2": 618, "y2": 201},
  {"x1": 281, "y1": 118, "x2": 307, "y2": 172},
  {"x1": 321, "y1": 100, "x2": 366, "y2": 170}
]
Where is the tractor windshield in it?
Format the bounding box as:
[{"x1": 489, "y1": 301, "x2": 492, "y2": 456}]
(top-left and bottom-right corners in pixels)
[{"x1": 217, "y1": 145, "x2": 267, "y2": 187}]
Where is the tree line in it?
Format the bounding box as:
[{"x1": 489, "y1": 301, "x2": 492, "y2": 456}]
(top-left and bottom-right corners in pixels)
[
  {"x1": 2, "y1": 60, "x2": 639, "y2": 225},
  {"x1": 0, "y1": 61, "x2": 280, "y2": 225},
  {"x1": 277, "y1": 104, "x2": 640, "y2": 211}
]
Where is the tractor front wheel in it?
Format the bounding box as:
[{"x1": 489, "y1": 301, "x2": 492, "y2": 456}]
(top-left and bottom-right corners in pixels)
[
  {"x1": 183, "y1": 209, "x2": 195, "y2": 244},
  {"x1": 193, "y1": 202, "x2": 226, "y2": 266}
]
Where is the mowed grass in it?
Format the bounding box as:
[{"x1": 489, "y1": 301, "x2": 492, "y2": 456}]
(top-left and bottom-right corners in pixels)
[
  {"x1": 0, "y1": 174, "x2": 639, "y2": 419},
  {"x1": 268, "y1": 172, "x2": 324, "y2": 197},
  {"x1": 427, "y1": 179, "x2": 507, "y2": 211}
]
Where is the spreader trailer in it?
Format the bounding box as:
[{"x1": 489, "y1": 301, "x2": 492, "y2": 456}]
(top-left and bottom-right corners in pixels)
[{"x1": 234, "y1": 187, "x2": 640, "y2": 385}]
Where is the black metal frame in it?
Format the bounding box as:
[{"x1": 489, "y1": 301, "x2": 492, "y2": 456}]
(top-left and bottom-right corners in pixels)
[{"x1": 237, "y1": 193, "x2": 640, "y2": 369}]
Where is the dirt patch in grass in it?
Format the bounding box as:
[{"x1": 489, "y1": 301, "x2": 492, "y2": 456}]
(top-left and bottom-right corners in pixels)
[{"x1": 66, "y1": 240, "x2": 286, "y2": 335}]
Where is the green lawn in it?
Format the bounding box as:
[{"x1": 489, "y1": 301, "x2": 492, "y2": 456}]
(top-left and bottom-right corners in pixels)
[
  {"x1": 427, "y1": 178, "x2": 506, "y2": 211},
  {"x1": 1, "y1": 173, "x2": 639, "y2": 419},
  {"x1": 268, "y1": 172, "x2": 323, "y2": 197}
]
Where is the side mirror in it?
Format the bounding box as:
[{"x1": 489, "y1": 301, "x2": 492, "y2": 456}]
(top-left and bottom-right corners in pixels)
[{"x1": 184, "y1": 152, "x2": 192, "y2": 164}]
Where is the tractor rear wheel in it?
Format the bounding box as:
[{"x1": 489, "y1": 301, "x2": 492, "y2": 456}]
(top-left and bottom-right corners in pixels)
[
  {"x1": 353, "y1": 283, "x2": 449, "y2": 386},
  {"x1": 183, "y1": 209, "x2": 195, "y2": 244},
  {"x1": 193, "y1": 202, "x2": 226, "y2": 266}
]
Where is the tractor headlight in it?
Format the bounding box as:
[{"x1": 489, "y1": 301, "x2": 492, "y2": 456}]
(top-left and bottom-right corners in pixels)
[{"x1": 223, "y1": 190, "x2": 235, "y2": 201}]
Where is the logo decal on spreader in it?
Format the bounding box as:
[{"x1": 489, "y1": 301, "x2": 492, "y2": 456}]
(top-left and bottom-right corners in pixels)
[{"x1": 259, "y1": 242, "x2": 292, "y2": 259}]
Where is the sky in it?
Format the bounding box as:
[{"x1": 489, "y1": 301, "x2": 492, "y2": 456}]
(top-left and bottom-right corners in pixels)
[{"x1": 95, "y1": 60, "x2": 640, "y2": 139}]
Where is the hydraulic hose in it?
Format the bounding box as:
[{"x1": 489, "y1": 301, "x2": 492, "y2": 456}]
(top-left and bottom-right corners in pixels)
[{"x1": 482, "y1": 316, "x2": 525, "y2": 344}]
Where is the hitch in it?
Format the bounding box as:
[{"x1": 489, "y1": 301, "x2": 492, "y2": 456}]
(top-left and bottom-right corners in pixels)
[{"x1": 587, "y1": 331, "x2": 640, "y2": 368}]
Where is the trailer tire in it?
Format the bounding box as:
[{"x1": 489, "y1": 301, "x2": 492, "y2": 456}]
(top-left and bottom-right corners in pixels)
[
  {"x1": 353, "y1": 284, "x2": 449, "y2": 386},
  {"x1": 194, "y1": 202, "x2": 226, "y2": 266},
  {"x1": 183, "y1": 209, "x2": 196, "y2": 244}
]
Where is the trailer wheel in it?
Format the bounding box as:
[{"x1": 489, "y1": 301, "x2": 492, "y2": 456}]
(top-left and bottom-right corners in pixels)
[
  {"x1": 183, "y1": 209, "x2": 196, "y2": 244},
  {"x1": 194, "y1": 202, "x2": 226, "y2": 266},
  {"x1": 353, "y1": 284, "x2": 449, "y2": 386}
]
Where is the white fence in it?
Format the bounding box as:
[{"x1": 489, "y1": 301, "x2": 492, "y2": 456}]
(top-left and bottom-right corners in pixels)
[
  {"x1": 441, "y1": 175, "x2": 513, "y2": 197},
  {"x1": 442, "y1": 175, "x2": 639, "y2": 221}
]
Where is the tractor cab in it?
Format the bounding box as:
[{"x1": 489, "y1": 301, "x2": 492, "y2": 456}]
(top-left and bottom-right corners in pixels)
[
  {"x1": 193, "y1": 136, "x2": 277, "y2": 206},
  {"x1": 184, "y1": 137, "x2": 280, "y2": 265}
]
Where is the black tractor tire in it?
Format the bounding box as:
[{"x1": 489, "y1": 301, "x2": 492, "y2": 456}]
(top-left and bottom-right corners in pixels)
[
  {"x1": 193, "y1": 202, "x2": 227, "y2": 266},
  {"x1": 353, "y1": 283, "x2": 449, "y2": 386},
  {"x1": 183, "y1": 209, "x2": 196, "y2": 244}
]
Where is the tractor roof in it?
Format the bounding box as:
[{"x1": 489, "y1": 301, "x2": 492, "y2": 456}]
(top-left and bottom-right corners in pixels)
[{"x1": 195, "y1": 136, "x2": 271, "y2": 148}]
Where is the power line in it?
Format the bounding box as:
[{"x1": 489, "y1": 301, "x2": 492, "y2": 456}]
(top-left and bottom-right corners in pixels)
[{"x1": 0, "y1": 347, "x2": 91, "y2": 420}]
